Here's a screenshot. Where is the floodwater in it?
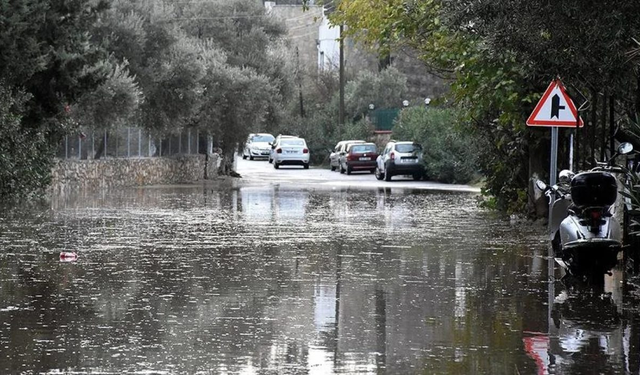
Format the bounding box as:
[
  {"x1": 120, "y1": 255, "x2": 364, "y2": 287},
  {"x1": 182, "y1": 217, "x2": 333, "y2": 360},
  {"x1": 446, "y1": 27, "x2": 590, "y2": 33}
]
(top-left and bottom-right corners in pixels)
[{"x1": 1, "y1": 184, "x2": 640, "y2": 374}]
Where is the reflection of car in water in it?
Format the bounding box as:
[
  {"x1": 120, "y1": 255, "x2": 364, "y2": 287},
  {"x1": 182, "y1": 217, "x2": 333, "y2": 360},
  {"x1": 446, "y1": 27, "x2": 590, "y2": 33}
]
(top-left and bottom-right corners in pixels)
[
  {"x1": 240, "y1": 187, "x2": 274, "y2": 222},
  {"x1": 240, "y1": 187, "x2": 309, "y2": 222}
]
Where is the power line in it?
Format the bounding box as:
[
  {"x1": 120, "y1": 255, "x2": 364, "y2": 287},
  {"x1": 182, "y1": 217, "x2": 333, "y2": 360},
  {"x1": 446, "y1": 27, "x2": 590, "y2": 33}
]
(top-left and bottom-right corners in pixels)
[
  {"x1": 155, "y1": 12, "x2": 321, "y2": 22},
  {"x1": 288, "y1": 31, "x2": 318, "y2": 39},
  {"x1": 163, "y1": 15, "x2": 270, "y2": 20}
]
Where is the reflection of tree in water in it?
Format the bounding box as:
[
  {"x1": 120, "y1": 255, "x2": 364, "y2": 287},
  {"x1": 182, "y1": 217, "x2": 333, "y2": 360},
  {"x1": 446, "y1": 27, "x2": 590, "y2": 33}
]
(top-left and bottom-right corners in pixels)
[
  {"x1": 0, "y1": 263, "x2": 97, "y2": 374},
  {"x1": 416, "y1": 236, "x2": 549, "y2": 374},
  {"x1": 4, "y1": 185, "x2": 585, "y2": 373}
]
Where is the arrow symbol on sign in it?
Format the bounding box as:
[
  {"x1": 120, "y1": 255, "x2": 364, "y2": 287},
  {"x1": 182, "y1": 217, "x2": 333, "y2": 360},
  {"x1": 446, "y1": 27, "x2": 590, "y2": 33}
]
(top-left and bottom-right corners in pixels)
[{"x1": 550, "y1": 94, "x2": 565, "y2": 119}]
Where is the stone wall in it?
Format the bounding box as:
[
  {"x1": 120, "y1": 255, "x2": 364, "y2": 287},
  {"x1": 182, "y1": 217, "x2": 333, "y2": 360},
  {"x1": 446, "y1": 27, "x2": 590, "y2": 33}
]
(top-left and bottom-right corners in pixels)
[
  {"x1": 270, "y1": 2, "x2": 450, "y2": 101},
  {"x1": 267, "y1": 4, "x2": 323, "y2": 70},
  {"x1": 49, "y1": 154, "x2": 219, "y2": 194}
]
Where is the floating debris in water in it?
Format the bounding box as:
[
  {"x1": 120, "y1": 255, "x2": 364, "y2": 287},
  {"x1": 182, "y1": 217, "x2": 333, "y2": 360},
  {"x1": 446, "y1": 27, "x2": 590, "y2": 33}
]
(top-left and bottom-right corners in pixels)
[{"x1": 59, "y1": 252, "x2": 78, "y2": 262}]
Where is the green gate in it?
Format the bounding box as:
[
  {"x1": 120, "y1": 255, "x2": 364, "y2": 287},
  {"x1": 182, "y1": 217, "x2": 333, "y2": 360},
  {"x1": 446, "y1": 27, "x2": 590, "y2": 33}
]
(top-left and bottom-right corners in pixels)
[{"x1": 371, "y1": 108, "x2": 400, "y2": 132}]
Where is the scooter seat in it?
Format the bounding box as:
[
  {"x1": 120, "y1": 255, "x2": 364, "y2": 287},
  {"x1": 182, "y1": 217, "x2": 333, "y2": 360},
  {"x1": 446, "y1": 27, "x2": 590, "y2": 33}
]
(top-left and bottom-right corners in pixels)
[{"x1": 563, "y1": 238, "x2": 622, "y2": 250}]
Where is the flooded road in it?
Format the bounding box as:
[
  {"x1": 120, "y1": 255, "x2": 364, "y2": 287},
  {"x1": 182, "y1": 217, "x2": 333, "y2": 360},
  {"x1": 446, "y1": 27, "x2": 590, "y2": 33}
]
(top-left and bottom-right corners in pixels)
[{"x1": 2, "y1": 164, "x2": 640, "y2": 374}]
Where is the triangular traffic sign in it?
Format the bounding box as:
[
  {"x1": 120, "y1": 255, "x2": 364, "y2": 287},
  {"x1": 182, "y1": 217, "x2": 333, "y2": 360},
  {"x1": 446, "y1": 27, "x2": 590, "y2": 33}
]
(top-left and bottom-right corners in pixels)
[{"x1": 526, "y1": 79, "x2": 584, "y2": 127}]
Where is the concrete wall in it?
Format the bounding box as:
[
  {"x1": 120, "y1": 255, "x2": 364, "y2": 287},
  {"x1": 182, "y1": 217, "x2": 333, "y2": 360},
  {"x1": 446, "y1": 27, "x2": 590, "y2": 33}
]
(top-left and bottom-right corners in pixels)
[{"x1": 49, "y1": 155, "x2": 220, "y2": 195}]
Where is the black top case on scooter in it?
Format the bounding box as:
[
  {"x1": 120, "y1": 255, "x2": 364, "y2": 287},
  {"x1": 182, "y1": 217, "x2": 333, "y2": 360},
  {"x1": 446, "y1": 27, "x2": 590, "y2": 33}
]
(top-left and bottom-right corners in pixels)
[{"x1": 570, "y1": 172, "x2": 617, "y2": 208}]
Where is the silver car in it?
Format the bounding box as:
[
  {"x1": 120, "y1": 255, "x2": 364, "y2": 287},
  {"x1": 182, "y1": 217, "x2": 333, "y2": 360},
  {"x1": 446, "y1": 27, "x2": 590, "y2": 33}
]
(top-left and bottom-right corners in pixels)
[
  {"x1": 375, "y1": 141, "x2": 425, "y2": 181},
  {"x1": 329, "y1": 140, "x2": 365, "y2": 171},
  {"x1": 272, "y1": 137, "x2": 310, "y2": 169},
  {"x1": 242, "y1": 133, "x2": 275, "y2": 160}
]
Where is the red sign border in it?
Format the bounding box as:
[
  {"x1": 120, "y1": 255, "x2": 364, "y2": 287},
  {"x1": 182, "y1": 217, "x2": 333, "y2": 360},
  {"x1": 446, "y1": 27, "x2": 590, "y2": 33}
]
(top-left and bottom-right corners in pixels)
[{"x1": 526, "y1": 79, "x2": 584, "y2": 127}]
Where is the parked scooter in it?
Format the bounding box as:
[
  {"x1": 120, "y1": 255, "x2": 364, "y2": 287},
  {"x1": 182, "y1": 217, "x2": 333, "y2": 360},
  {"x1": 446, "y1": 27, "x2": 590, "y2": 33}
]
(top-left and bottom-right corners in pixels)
[{"x1": 536, "y1": 142, "x2": 634, "y2": 276}]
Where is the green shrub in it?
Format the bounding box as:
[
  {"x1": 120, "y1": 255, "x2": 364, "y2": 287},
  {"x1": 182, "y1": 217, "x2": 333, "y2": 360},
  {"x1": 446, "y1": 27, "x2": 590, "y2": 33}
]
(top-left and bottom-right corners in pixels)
[
  {"x1": 0, "y1": 85, "x2": 56, "y2": 201},
  {"x1": 274, "y1": 109, "x2": 374, "y2": 165},
  {"x1": 393, "y1": 107, "x2": 480, "y2": 184}
]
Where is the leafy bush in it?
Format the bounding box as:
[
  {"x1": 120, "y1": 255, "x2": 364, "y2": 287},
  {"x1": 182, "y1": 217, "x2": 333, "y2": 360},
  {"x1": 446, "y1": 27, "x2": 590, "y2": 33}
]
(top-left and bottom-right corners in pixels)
[
  {"x1": 392, "y1": 106, "x2": 480, "y2": 184},
  {"x1": 0, "y1": 85, "x2": 55, "y2": 201},
  {"x1": 274, "y1": 65, "x2": 406, "y2": 166}
]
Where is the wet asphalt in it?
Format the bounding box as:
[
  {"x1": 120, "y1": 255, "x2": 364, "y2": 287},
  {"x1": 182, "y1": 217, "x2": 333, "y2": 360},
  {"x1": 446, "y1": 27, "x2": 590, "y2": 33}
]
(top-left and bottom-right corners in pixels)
[{"x1": 0, "y1": 158, "x2": 639, "y2": 374}]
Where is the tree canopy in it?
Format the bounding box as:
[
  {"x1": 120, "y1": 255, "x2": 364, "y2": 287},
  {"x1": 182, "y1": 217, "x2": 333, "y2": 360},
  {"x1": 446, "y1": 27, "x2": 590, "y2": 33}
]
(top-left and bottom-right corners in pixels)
[
  {"x1": 328, "y1": 0, "x2": 640, "y2": 212},
  {"x1": 1, "y1": 0, "x2": 298, "y2": 197},
  {"x1": 0, "y1": 0, "x2": 111, "y2": 199}
]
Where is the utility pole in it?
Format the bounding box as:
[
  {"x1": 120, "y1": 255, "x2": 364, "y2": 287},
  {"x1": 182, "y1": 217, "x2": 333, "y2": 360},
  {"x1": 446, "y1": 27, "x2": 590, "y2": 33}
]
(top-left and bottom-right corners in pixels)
[
  {"x1": 296, "y1": 47, "x2": 304, "y2": 117},
  {"x1": 339, "y1": 24, "x2": 345, "y2": 130}
]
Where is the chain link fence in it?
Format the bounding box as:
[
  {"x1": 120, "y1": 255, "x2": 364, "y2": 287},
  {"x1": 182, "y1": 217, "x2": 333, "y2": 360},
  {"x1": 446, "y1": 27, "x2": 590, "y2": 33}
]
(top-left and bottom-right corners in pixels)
[{"x1": 57, "y1": 127, "x2": 203, "y2": 159}]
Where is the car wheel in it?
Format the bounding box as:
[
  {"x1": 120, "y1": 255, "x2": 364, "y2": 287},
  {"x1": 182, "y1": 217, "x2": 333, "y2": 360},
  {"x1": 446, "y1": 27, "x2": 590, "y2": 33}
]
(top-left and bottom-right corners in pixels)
[
  {"x1": 304, "y1": 163, "x2": 309, "y2": 169},
  {"x1": 274, "y1": 162, "x2": 279, "y2": 169},
  {"x1": 384, "y1": 166, "x2": 392, "y2": 181},
  {"x1": 340, "y1": 164, "x2": 345, "y2": 174},
  {"x1": 242, "y1": 154, "x2": 247, "y2": 160},
  {"x1": 268, "y1": 157, "x2": 272, "y2": 164},
  {"x1": 346, "y1": 165, "x2": 352, "y2": 175},
  {"x1": 249, "y1": 155, "x2": 254, "y2": 161},
  {"x1": 330, "y1": 165, "x2": 336, "y2": 172},
  {"x1": 375, "y1": 167, "x2": 384, "y2": 180}
]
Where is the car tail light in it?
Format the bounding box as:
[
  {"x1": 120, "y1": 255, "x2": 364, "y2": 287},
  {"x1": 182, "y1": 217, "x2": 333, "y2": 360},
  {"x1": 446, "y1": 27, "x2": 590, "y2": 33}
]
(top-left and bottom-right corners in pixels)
[
  {"x1": 303, "y1": 148, "x2": 309, "y2": 154},
  {"x1": 347, "y1": 153, "x2": 355, "y2": 161},
  {"x1": 390, "y1": 152, "x2": 395, "y2": 160},
  {"x1": 276, "y1": 148, "x2": 282, "y2": 154}
]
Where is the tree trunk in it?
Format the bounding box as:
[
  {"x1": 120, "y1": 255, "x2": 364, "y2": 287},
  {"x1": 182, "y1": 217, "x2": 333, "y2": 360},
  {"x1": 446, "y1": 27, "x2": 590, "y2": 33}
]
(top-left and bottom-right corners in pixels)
[
  {"x1": 94, "y1": 131, "x2": 108, "y2": 159},
  {"x1": 217, "y1": 149, "x2": 237, "y2": 176},
  {"x1": 204, "y1": 151, "x2": 210, "y2": 180}
]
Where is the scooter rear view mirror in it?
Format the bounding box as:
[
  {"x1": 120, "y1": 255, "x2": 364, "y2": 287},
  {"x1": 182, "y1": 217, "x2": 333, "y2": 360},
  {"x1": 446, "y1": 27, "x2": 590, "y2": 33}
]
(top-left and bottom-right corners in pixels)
[
  {"x1": 535, "y1": 180, "x2": 548, "y2": 191},
  {"x1": 618, "y1": 142, "x2": 633, "y2": 155}
]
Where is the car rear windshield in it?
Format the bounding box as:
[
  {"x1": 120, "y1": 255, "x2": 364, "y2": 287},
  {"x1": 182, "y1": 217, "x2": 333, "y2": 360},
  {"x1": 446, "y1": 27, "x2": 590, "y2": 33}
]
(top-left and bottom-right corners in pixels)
[
  {"x1": 281, "y1": 139, "x2": 306, "y2": 146},
  {"x1": 252, "y1": 135, "x2": 274, "y2": 143},
  {"x1": 350, "y1": 144, "x2": 376, "y2": 153},
  {"x1": 395, "y1": 144, "x2": 422, "y2": 153}
]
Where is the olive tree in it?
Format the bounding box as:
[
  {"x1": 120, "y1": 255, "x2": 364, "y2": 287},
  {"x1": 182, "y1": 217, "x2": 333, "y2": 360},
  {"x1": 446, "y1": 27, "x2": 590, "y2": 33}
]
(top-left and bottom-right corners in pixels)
[{"x1": 0, "y1": 0, "x2": 112, "y2": 199}]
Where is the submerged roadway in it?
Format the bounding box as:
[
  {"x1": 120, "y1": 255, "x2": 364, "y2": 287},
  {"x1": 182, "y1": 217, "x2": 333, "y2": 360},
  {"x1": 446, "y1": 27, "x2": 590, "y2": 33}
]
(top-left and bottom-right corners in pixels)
[{"x1": 234, "y1": 156, "x2": 481, "y2": 193}]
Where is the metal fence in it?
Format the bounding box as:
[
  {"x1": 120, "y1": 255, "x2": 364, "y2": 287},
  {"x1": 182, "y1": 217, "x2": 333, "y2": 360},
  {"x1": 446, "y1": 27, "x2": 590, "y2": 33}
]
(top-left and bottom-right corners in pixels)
[
  {"x1": 371, "y1": 108, "x2": 401, "y2": 132},
  {"x1": 57, "y1": 127, "x2": 203, "y2": 159}
]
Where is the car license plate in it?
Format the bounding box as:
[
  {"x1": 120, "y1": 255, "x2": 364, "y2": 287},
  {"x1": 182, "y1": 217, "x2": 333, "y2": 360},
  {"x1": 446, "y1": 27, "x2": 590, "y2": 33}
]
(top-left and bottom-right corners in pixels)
[
  {"x1": 402, "y1": 158, "x2": 416, "y2": 163},
  {"x1": 286, "y1": 150, "x2": 297, "y2": 154},
  {"x1": 359, "y1": 157, "x2": 371, "y2": 161}
]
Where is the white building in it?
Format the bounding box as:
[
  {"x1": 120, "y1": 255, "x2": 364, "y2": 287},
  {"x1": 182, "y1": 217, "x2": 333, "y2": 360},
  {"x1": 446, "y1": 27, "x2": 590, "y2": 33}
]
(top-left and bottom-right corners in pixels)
[{"x1": 317, "y1": 10, "x2": 340, "y2": 70}]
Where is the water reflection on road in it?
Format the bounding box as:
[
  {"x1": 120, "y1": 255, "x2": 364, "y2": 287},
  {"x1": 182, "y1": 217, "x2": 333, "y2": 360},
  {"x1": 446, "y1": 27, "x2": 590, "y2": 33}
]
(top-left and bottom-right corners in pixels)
[{"x1": 1, "y1": 184, "x2": 639, "y2": 374}]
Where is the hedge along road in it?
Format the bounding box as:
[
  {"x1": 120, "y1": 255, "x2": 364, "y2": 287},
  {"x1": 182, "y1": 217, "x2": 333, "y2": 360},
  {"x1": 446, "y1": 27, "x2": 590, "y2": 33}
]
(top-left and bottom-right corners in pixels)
[{"x1": 234, "y1": 156, "x2": 481, "y2": 193}]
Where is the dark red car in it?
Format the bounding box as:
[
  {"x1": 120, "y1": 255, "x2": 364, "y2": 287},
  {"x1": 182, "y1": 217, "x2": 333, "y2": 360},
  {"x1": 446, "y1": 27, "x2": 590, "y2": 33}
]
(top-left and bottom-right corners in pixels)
[{"x1": 339, "y1": 142, "x2": 378, "y2": 174}]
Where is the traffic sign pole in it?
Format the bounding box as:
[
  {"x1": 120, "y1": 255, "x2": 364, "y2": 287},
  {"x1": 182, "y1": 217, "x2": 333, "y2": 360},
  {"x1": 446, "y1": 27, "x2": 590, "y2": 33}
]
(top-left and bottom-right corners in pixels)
[{"x1": 550, "y1": 127, "x2": 558, "y2": 189}]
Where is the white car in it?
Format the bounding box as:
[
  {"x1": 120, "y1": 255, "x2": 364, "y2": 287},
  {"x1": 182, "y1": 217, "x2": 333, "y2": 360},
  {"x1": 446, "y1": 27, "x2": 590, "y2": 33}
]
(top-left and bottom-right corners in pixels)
[
  {"x1": 268, "y1": 134, "x2": 297, "y2": 163},
  {"x1": 272, "y1": 137, "x2": 310, "y2": 169},
  {"x1": 242, "y1": 133, "x2": 275, "y2": 160}
]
